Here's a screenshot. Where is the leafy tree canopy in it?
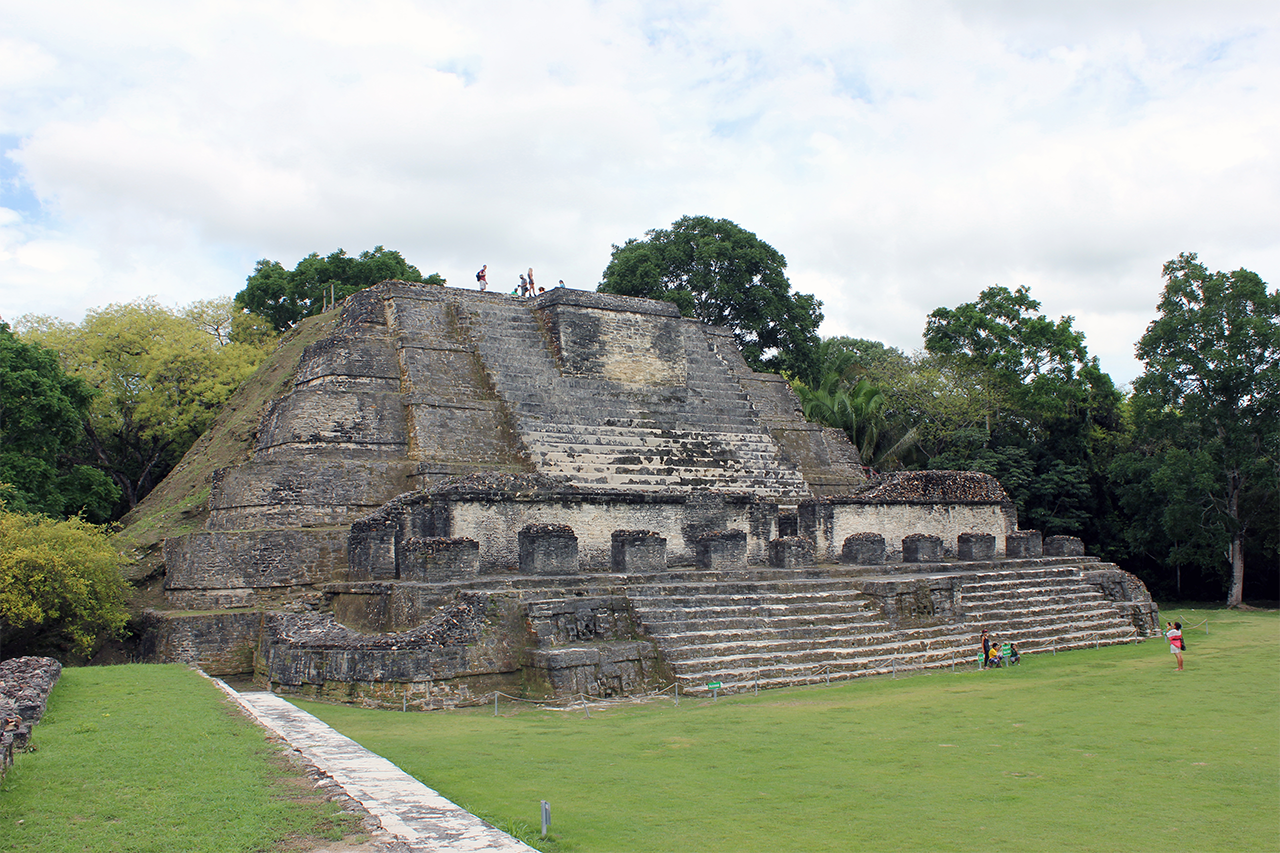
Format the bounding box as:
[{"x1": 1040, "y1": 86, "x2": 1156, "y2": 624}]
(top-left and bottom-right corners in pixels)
[
  {"x1": 17, "y1": 299, "x2": 275, "y2": 517},
  {"x1": 1125, "y1": 252, "x2": 1279, "y2": 605},
  {"x1": 236, "y1": 246, "x2": 441, "y2": 331},
  {"x1": 0, "y1": 506, "x2": 127, "y2": 658},
  {"x1": 598, "y1": 216, "x2": 824, "y2": 383},
  {"x1": 0, "y1": 322, "x2": 120, "y2": 521}
]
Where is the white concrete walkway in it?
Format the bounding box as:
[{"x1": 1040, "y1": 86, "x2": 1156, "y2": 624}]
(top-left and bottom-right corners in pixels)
[{"x1": 218, "y1": 683, "x2": 538, "y2": 853}]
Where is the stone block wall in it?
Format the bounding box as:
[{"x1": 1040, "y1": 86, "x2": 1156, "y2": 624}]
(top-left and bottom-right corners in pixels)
[
  {"x1": 858, "y1": 577, "x2": 965, "y2": 627},
  {"x1": 359, "y1": 478, "x2": 780, "y2": 572},
  {"x1": 842, "y1": 533, "x2": 886, "y2": 565},
  {"x1": 138, "y1": 611, "x2": 265, "y2": 675},
  {"x1": 1, "y1": 657, "x2": 61, "y2": 782},
  {"x1": 801, "y1": 488, "x2": 1017, "y2": 563},
  {"x1": 165, "y1": 529, "x2": 348, "y2": 605},
  {"x1": 611, "y1": 530, "x2": 667, "y2": 573}
]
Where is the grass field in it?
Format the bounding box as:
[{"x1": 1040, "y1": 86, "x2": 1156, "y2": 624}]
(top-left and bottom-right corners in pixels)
[
  {"x1": 0, "y1": 607, "x2": 1274, "y2": 852},
  {"x1": 0, "y1": 665, "x2": 360, "y2": 853},
  {"x1": 294, "y1": 606, "x2": 1280, "y2": 852}
]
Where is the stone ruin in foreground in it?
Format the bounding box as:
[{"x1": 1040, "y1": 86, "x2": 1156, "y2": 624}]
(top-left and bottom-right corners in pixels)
[{"x1": 141, "y1": 282, "x2": 1159, "y2": 707}]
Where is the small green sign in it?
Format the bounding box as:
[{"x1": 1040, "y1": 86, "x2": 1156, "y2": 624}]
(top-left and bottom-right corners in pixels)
[{"x1": 707, "y1": 681, "x2": 722, "y2": 689}]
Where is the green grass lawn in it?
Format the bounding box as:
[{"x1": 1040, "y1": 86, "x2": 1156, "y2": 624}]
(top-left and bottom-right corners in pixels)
[
  {"x1": 0, "y1": 608, "x2": 1274, "y2": 852},
  {"x1": 295, "y1": 606, "x2": 1280, "y2": 853},
  {"x1": 0, "y1": 664, "x2": 359, "y2": 853}
]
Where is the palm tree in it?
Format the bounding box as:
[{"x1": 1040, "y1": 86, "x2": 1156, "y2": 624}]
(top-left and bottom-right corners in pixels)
[{"x1": 793, "y1": 372, "x2": 917, "y2": 470}]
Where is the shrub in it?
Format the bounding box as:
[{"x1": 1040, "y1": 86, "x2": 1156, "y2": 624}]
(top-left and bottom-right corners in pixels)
[{"x1": 0, "y1": 507, "x2": 128, "y2": 658}]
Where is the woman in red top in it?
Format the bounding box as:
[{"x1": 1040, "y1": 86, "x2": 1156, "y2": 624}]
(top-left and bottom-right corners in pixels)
[{"x1": 1165, "y1": 621, "x2": 1184, "y2": 671}]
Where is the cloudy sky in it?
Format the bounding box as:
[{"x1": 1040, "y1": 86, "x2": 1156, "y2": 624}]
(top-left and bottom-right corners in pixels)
[{"x1": 2, "y1": 1, "x2": 1276, "y2": 386}]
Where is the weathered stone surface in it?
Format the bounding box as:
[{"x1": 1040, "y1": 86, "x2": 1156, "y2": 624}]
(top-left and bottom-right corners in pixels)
[
  {"x1": 0, "y1": 656, "x2": 61, "y2": 777},
  {"x1": 401, "y1": 538, "x2": 480, "y2": 582},
  {"x1": 141, "y1": 282, "x2": 1163, "y2": 708},
  {"x1": 208, "y1": 459, "x2": 416, "y2": 529},
  {"x1": 611, "y1": 530, "x2": 667, "y2": 573},
  {"x1": 902, "y1": 534, "x2": 944, "y2": 563},
  {"x1": 1006, "y1": 530, "x2": 1043, "y2": 558},
  {"x1": 165, "y1": 529, "x2": 347, "y2": 591},
  {"x1": 1044, "y1": 535, "x2": 1085, "y2": 557},
  {"x1": 696, "y1": 529, "x2": 748, "y2": 570},
  {"x1": 518, "y1": 524, "x2": 579, "y2": 575},
  {"x1": 139, "y1": 611, "x2": 265, "y2": 675},
  {"x1": 528, "y1": 641, "x2": 664, "y2": 698},
  {"x1": 1084, "y1": 566, "x2": 1162, "y2": 633},
  {"x1": 860, "y1": 577, "x2": 963, "y2": 626},
  {"x1": 841, "y1": 532, "x2": 885, "y2": 565},
  {"x1": 800, "y1": 477, "x2": 1017, "y2": 562},
  {"x1": 525, "y1": 597, "x2": 640, "y2": 645},
  {"x1": 768, "y1": 536, "x2": 815, "y2": 569},
  {"x1": 957, "y1": 532, "x2": 996, "y2": 561}
]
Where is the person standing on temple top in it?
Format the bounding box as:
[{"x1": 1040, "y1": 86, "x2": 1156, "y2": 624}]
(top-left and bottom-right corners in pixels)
[
  {"x1": 476, "y1": 265, "x2": 487, "y2": 291},
  {"x1": 527, "y1": 267, "x2": 535, "y2": 291},
  {"x1": 519, "y1": 273, "x2": 528, "y2": 297},
  {"x1": 558, "y1": 279, "x2": 565, "y2": 288}
]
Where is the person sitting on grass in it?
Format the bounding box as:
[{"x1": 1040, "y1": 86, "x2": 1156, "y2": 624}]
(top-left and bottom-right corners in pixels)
[{"x1": 1002, "y1": 641, "x2": 1020, "y2": 665}]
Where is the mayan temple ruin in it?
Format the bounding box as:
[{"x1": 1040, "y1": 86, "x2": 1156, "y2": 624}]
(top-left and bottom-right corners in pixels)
[{"x1": 138, "y1": 280, "x2": 1160, "y2": 708}]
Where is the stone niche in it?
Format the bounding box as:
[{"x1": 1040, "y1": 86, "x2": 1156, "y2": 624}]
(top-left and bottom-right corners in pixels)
[
  {"x1": 800, "y1": 470, "x2": 1017, "y2": 562},
  {"x1": 352, "y1": 474, "x2": 779, "y2": 573}
]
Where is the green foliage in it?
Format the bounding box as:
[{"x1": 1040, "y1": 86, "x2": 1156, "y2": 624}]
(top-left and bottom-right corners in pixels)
[
  {"x1": 300, "y1": 609, "x2": 1279, "y2": 853},
  {"x1": 599, "y1": 216, "x2": 823, "y2": 383},
  {"x1": 0, "y1": 507, "x2": 127, "y2": 658},
  {"x1": 18, "y1": 299, "x2": 275, "y2": 517},
  {"x1": 1116, "y1": 253, "x2": 1279, "y2": 604},
  {"x1": 921, "y1": 285, "x2": 1124, "y2": 539},
  {"x1": 0, "y1": 665, "x2": 360, "y2": 852},
  {"x1": 236, "y1": 245, "x2": 436, "y2": 331},
  {"x1": 0, "y1": 322, "x2": 119, "y2": 521}
]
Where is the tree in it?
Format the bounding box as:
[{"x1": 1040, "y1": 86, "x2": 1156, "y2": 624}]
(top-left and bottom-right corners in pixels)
[
  {"x1": 0, "y1": 322, "x2": 119, "y2": 521},
  {"x1": 598, "y1": 216, "x2": 824, "y2": 383},
  {"x1": 0, "y1": 505, "x2": 128, "y2": 658},
  {"x1": 236, "y1": 246, "x2": 440, "y2": 331},
  {"x1": 1129, "y1": 253, "x2": 1279, "y2": 606},
  {"x1": 18, "y1": 299, "x2": 275, "y2": 516},
  {"x1": 922, "y1": 285, "x2": 1125, "y2": 539}
]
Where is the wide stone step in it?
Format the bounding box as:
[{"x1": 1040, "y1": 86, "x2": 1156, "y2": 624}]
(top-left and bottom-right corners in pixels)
[
  {"x1": 630, "y1": 590, "x2": 868, "y2": 608},
  {"x1": 636, "y1": 617, "x2": 886, "y2": 641}
]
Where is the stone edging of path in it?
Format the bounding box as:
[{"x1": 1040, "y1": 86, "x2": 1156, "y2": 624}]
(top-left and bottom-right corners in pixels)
[{"x1": 213, "y1": 680, "x2": 538, "y2": 853}]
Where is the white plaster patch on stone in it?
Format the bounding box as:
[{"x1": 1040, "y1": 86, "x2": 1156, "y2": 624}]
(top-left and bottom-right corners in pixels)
[{"x1": 217, "y1": 684, "x2": 537, "y2": 852}]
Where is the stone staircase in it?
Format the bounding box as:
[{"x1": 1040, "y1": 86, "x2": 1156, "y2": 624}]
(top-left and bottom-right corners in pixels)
[
  {"x1": 394, "y1": 558, "x2": 1146, "y2": 700},
  {"x1": 623, "y1": 563, "x2": 1141, "y2": 696},
  {"x1": 455, "y1": 297, "x2": 811, "y2": 499}
]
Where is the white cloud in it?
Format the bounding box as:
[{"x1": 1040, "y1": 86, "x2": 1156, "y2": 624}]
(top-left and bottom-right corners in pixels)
[{"x1": 0, "y1": 0, "x2": 1275, "y2": 385}]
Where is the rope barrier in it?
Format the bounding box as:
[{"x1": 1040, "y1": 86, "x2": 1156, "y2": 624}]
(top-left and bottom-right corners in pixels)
[{"x1": 490, "y1": 683, "x2": 683, "y2": 716}]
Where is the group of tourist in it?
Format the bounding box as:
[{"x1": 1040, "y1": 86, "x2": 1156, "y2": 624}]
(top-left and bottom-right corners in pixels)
[
  {"x1": 979, "y1": 628, "x2": 1020, "y2": 668},
  {"x1": 474, "y1": 265, "x2": 565, "y2": 296},
  {"x1": 977, "y1": 622, "x2": 1189, "y2": 671}
]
